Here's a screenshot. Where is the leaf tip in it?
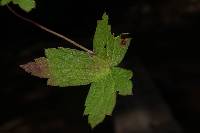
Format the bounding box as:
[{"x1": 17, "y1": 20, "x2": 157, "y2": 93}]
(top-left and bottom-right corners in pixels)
[
  {"x1": 102, "y1": 12, "x2": 108, "y2": 19},
  {"x1": 20, "y1": 57, "x2": 49, "y2": 78},
  {"x1": 88, "y1": 114, "x2": 105, "y2": 129}
]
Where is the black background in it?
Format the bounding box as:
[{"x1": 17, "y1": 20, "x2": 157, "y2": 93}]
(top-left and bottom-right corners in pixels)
[{"x1": 0, "y1": 0, "x2": 200, "y2": 133}]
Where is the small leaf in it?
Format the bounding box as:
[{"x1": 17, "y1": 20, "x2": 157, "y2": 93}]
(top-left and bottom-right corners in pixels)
[
  {"x1": 0, "y1": 0, "x2": 36, "y2": 12},
  {"x1": 0, "y1": 0, "x2": 11, "y2": 5},
  {"x1": 12, "y1": 0, "x2": 35, "y2": 12},
  {"x1": 84, "y1": 73, "x2": 116, "y2": 128}
]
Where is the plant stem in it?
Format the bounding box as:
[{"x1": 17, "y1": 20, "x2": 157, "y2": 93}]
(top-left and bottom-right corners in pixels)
[{"x1": 7, "y1": 5, "x2": 94, "y2": 54}]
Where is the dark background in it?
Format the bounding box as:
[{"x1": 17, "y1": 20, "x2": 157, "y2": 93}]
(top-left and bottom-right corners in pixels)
[{"x1": 0, "y1": 0, "x2": 200, "y2": 133}]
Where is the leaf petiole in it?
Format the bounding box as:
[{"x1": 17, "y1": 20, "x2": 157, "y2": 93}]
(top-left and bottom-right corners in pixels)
[{"x1": 7, "y1": 5, "x2": 94, "y2": 54}]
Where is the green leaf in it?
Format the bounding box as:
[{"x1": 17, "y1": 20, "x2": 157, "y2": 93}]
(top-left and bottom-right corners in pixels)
[
  {"x1": 21, "y1": 47, "x2": 111, "y2": 87},
  {"x1": 111, "y1": 67, "x2": 133, "y2": 95},
  {"x1": 0, "y1": 0, "x2": 36, "y2": 12},
  {"x1": 84, "y1": 73, "x2": 116, "y2": 128},
  {"x1": 0, "y1": 0, "x2": 11, "y2": 5},
  {"x1": 20, "y1": 12, "x2": 133, "y2": 128},
  {"x1": 107, "y1": 36, "x2": 132, "y2": 66},
  {"x1": 83, "y1": 67, "x2": 132, "y2": 128},
  {"x1": 93, "y1": 13, "x2": 112, "y2": 58},
  {"x1": 45, "y1": 47, "x2": 96, "y2": 87},
  {"x1": 13, "y1": 0, "x2": 35, "y2": 12},
  {"x1": 93, "y1": 13, "x2": 132, "y2": 66}
]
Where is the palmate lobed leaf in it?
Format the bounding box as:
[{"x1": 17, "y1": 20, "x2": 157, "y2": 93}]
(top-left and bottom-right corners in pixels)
[
  {"x1": 20, "y1": 13, "x2": 133, "y2": 128},
  {"x1": 0, "y1": 0, "x2": 35, "y2": 12}
]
